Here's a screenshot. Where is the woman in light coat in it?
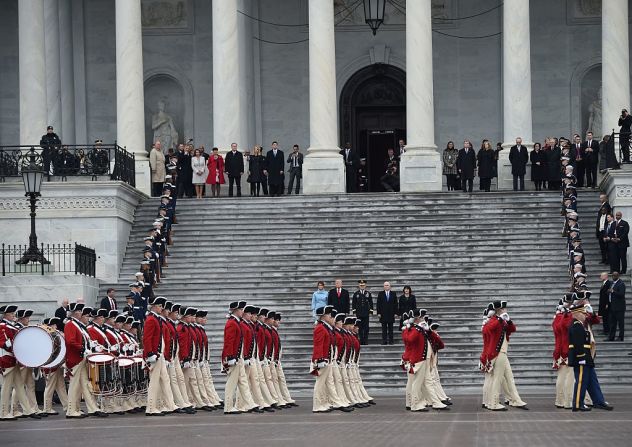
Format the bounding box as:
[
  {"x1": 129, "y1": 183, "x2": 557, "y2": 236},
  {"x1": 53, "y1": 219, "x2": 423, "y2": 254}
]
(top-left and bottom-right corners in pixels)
[
  {"x1": 311, "y1": 281, "x2": 328, "y2": 323},
  {"x1": 149, "y1": 143, "x2": 166, "y2": 197},
  {"x1": 191, "y1": 148, "x2": 208, "y2": 199}
]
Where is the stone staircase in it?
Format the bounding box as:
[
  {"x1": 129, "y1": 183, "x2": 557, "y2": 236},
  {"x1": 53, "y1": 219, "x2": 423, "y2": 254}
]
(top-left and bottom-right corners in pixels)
[{"x1": 99, "y1": 191, "x2": 632, "y2": 396}]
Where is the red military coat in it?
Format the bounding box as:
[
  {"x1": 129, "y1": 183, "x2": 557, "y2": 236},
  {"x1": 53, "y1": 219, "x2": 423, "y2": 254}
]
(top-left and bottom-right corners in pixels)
[
  {"x1": 311, "y1": 321, "x2": 331, "y2": 363},
  {"x1": 104, "y1": 325, "x2": 122, "y2": 355},
  {"x1": 483, "y1": 316, "x2": 516, "y2": 363},
  {"x1": 407, "y1": 326, "x2": 429, "y2": 365},
  {"x1": 335, "y1": 328, "x2": 346, "y2": 362},
  {"x1": 65, "y1": 319, "x2": 89, "y2": 369},
  {"x1": 162, "y1": 319, "x2": 175, "y2": 362},
  {"x1": 178, "y1": 324, "x2": 193, "y2": 362},
  {"x1": 196, "y1": 325, "x2": 209, "y2": 361},
  {"x1": 0, "y1": 319, "x2": 18, "y2": 368},
  {"x1": 240, "y1": 321, "x2": 255, "y2": 360},
  {"x1": 351, "y1": 332, "x2": 361, "y2": 363},
  {"x1": 428, "y1": 330, "x2": 445, "y2": 353},
  {"x1": 87, "y1": 324, "x2": 109, "y2": 348},
  {"x1": 270, "y1": 327, "x2": 281, "y2": 362},
  {"x1": 222, "y1": 316, "x2": 242, "y2": 362},
  {"x1": 255, "y1": 322, "x2": 267, "y2": 360},
  {"x1": 143, "y1": 312, "x2": 163, "y2": 359},
  {"x1": 401, "y1": 325, "x2": 413, "y2": 364}
]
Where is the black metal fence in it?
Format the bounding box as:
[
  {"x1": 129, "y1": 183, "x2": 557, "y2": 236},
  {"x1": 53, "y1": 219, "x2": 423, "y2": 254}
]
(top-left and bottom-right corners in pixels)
[
  {"x1": 608, "y1": 131, "x2": 630, "y2": 167},
  {"x1": 1, "y1": 243, "x2": 96, "y2": 277},
  {"x1": 0, "y1": 144, "x2": 135, "y2": 187}
]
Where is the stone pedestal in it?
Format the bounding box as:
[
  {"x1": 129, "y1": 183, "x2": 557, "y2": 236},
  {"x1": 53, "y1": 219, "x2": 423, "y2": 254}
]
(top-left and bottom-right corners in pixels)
[
  {"x1": 400, "y1": 149, "x2": 442, "y2": 192},
  {"x1": 0, "y1": 180, "x2": 146, "y2": 282},
  {"x1": 303, "y1": 0, "x2": 345, "y2": 194}
]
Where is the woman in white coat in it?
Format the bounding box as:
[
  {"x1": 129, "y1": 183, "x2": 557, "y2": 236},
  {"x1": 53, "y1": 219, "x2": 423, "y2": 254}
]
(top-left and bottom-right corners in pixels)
[{"x1": 191, "y1": 148, "x2": 208, "y2": 199}]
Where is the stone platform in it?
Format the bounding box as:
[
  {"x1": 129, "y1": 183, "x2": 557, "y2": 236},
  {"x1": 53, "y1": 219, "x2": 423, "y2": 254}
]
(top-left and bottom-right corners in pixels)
[{"x1": 2, "y1": 392, "x2": 631, "y2": 447}]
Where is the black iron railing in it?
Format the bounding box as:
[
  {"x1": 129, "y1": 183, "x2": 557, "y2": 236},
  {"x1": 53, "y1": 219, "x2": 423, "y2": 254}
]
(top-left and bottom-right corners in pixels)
[
  {"x1": 0, "y1": 144, "x2": 135, "y2": 187},
  {"x1": 1, "y1": 243, "x2": 96, "y2": 277},
  {"x1": 608, "y1": 131, "x2": 629, "y2": 167}
]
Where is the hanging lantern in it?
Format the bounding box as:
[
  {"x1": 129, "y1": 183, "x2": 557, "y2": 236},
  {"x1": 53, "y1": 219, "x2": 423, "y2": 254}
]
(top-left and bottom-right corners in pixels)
[{"x1": 363, "y1": 0, "x2": 386, "y2": 35}]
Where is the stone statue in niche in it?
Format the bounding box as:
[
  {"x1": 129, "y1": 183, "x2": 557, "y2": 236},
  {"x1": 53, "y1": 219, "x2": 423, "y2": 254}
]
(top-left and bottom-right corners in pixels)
[
  {"x1": 579, "y1": 0, "x2": 601, "y2": 16},
  {"x1": 152, "y1": 99, "x2": 179, "y2": 153},
  {"x1": 587, "y1": 88, "x2": 603, "y2": 137},
  {"x1": 142, "y1": 0, "x2": 187, "y2": 28}
]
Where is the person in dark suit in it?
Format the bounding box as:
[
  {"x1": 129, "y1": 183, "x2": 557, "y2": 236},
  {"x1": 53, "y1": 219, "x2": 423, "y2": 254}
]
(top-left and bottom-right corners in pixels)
[
  {"x1": 264, "y1": 141, "x2": 285, "y2": 196},
  {"x1": 100, "y1": 288, "x2": 118, "y2": 311},
  {"x1": 608, "y1": 272, "x2": 626, "y2": 341},
  {"x1": 54, "y1": 298, "x2": 69, "y2": 331},
  {"x1": 477, "y1": 140, "x2": 495, "y2": 192},
  {"x1": 529, "y1": 142, "x2": 546, "y2": 191},
  {"x1": 224, "y1": 143, "x2": 244, "y2": 197},
  {"x1": 509, "y1": 137, "x2": 529, "y2": 191},
  {"x1": 596, "y1": 194, "x2": 612, "y2": 264},
  {"x1": 598, "y1": 272, "x2": 612, "y2": 335},
  {"x1": 571, "y1": 135, "x2": 585, "y2": 187},
  {"x1": 327, "y1": 279, "x2": 350, "y2": 314},
  {"x1": 618, "y1": 109, "x2": 632, "y2": 163},
  {"x1": 583, "y1": 132, "x2": 600, "y2": 188},
  {"x1": 614, "y1": 211, "x2": 630, "y2": 274},
  {"x1": 603, "y1": 213, "x2": 619, "y2": 274},
  {"x1": 376, "y1": 281, "x2": 399, "y2": 345},
  {"x1": 340, "y1": 142, "x2": 360, "y2": 193},
  {"x1": 456, "y1": 140, "x2": 476, "y2": 192},
  {"x1": 286, "y1": 144, "x2": 303, "y2": 195}
]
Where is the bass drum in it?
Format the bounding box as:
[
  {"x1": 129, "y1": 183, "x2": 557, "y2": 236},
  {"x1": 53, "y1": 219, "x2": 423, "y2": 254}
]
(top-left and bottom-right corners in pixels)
[
  {"x1": 13, "y1": 326, "x2": 63, "y2": 368},
  {"x1": 41, "y1": 331, "x2": 66, "y2": 373}
]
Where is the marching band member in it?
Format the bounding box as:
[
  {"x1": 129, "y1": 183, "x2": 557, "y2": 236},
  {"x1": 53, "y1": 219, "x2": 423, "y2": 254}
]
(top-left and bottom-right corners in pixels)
[
  {"x1": 265, "y1": 311, "x2": 287, "y2": 407},
  {"x1": 14, "y1": 309, "x2": 43, "y2": 417},
  {"x1": 167, "y1": 303, "x2": 196, "y2": 414},
  {"x1": 272, "y1": 313, "x2": 296, "y2": 407},
  {"x1": 427, "y1": 319, "x2": 451, "y2": 406},
  {"x1": 191, "y1": 311, "x2": 218, "y2": 410},
  {"x1": 401, "y1": 310, "x2": 414, "y2": 410},
  {"x1": 311, "y1": 305, "x2": 352, "y2": 413},
  {"x1": 237, "y1": 305, "x2": 269, "y2": 411},
  {"x1": 161, "y1": 302, "x2": 192, "y2": 414},
  {"x1": 485, "y1": 301, "x2": 528, "y2": 411},
  {"x1": 196, "y1": 310, "x2": 223, "y2": 408},
  {"x1": 553, "y1": 295, "x2": 574, "y2": 409},
  {"x1": 332, "y1": 313, "x2": 353, "y2": 407},
  {"x1": 41, "y1": 317, "x2": 68, "y2": 415},
  {"x1": 178, "y1": 307, "x2": 210, "y2": 411},
  {"x1": 64, "y1": 304, "x2": 106, "y2": 418},
  {"x1": 255, "y1": 308, "x2": 278, "y2": 408},
  {"x1": 1, "y1": 305, "x2": 39, "y2": 420},
  {"x1": 143, "y1": 296, "x2": 175, "y2": 416},
  {"x1": 259, "y1": 309, "x2": 281, "y2": 406},
  {"x1": 222, "y1": 301, "x2": 258, "y2": 414},
  {"x1": 351, "y1": 318, "x2": 374, "y2": 405},
  {"x1": 341, "y1": 316, "x2": 365, "y2": 406}
]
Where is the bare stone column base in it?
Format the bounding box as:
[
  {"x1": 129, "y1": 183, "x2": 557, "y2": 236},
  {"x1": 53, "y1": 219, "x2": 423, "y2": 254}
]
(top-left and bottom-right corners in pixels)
[
  {"x1": 302, "y1": 154, "x2": 346, "y2": 194},
  {"x1": 134, "y1": 156, "x2": 151, "y2": 196},
  {"x1": 399, "y1": 148, "x2": 442, "y2": 192}
]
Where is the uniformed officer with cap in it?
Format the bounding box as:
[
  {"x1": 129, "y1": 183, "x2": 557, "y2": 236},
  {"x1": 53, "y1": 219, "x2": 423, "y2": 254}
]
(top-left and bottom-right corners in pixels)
[
  {"x1": 41, "y1": 317, "x2": 68, "y2": 415},
  {"x1": 271, "y1": 312, "x2": 296, "y2": 407},
  {"x1": 568, "y1": 303, "x2": 613, "y2": 412},
  {"x1": 352, "y1": 279, "x2": 373, "y2": 345}
]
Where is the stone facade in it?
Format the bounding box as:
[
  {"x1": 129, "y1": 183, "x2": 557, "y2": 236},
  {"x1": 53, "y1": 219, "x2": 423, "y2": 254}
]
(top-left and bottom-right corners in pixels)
[{"x1": 0, "y1": 0, "x2": 629, "y2": 187}]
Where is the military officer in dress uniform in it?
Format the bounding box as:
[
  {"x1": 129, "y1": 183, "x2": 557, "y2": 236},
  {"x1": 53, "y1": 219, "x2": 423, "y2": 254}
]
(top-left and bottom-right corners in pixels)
[
  {"x1": 196, "y1": 310, "x2": 223, "y2": 408},
  {"x1": 265, "y1": 311, "x2": 287, "y2": 407},
  {"x1": 65, "y1": 304, "x2": 106, "y2": 418},
  {"x1": 331, "y1": 313, "x2": 353, "y2": 408},
  {"x1": 568, "y1": 303, "x2": 613, "y2": 412},
  {"x1": 163, "y1": 302, "x2": 195, "y2": 414},
  {"x1": 178, "y1": 307, "x2": 207, "y2": 411},
  {"x1": 1, "y1": 305, "x2": 39, "y2": 420},
  {"x1": 352, "y1": 279, "x2": 373, "y2": 345},
  {"x1": 237, "y1": 305, "x2": 269, "y2": 412},
  {"x1": 256, "y1": 308, "x2": 280, "y2": 407},
  {"x1": 222, "y1": 301, "x2": 259, "y2": 414},
  {"x1": 351, "y1": 318, "x2": 374, "y2": 405},
  {"x1": 271, "y1": 312, "x2": 296, "y2": 407}
]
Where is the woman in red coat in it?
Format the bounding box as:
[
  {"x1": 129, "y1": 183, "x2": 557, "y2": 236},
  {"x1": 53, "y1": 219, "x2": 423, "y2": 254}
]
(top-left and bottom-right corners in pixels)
[{"x1": 206, "y1": 147, "x2": 225, "y2": 197}]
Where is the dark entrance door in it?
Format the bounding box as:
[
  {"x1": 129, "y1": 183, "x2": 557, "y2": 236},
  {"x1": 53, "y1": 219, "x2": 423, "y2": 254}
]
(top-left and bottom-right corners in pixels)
[{"x1": 340, "y1": 65, "x2": 406, "y2": 192}]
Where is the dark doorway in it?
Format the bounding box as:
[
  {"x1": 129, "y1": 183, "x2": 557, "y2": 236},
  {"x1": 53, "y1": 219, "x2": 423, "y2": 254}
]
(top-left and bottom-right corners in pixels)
[{"x1": 340, "y1": 64, "x2": 406, "y2": 192}]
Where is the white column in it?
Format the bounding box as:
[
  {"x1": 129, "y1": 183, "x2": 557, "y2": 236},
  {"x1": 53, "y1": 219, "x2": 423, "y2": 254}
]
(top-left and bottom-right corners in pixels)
[
  {"x1": 115, "y1": 0, "x2": 149, "y2": 195},
  {"x1": 19, "y1": 0, "x2": 47, "y2": 145},
  {"x1": 212, "y1": 0, "x2": 241, "y2": 153},
  {"x1": 399, "y1": 0, "x2": 441, "y2": 192},
  {"x1": 59, "y1": 0, "x2": 76, "y2": 144},
  {"x1": 44, "y1": 0, "x2": 62, "y2": 136},
  {"x1": 602, "y1": 0, "x2": 630, "y2": 138},
  {"x1": 499, "y1": 0, "x2": 533, "y2": 190},
  {"x1": 302, "y1": 0, "x2": 345, "y2": 194}
]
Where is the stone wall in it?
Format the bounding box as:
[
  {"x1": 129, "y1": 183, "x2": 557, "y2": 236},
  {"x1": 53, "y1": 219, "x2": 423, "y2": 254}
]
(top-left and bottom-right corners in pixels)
[{"x1": 0, "y1": 180, "x2": 146, "y2": 282}]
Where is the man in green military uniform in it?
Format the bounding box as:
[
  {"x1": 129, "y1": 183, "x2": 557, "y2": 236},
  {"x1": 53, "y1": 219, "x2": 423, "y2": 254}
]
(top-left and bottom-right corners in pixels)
[
  {"x1": 351, "y1": 280, "x2": 373, "y2": 345},
  {"x1": 568, "y1": 303, "x2": 613, "y2": 412}
]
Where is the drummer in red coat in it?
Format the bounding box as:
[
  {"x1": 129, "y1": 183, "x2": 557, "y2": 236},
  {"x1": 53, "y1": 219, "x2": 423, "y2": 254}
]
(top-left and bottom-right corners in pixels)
[
  {"x1": 1, "y1": 304, "x2": 39, "y2": 420},
  {"x1": 64, "y1": 304, "x2": 105, "y2": 418},
  {"x1": 87, "y1": 309, "x2": 111, "y2": 352}
]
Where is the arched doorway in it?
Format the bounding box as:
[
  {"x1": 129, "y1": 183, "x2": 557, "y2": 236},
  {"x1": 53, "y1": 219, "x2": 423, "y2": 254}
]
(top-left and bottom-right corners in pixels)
[{"x1": 340, "y1": 64, "x2": 406, "y2": 191}]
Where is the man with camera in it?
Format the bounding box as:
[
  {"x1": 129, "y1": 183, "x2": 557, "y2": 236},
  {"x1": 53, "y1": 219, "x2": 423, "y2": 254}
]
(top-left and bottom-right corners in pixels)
[
  {"x1": 381, "y1": 162, "x2": 400, "y2": 192},
  {"x1": 618, "y1": 109, "x2": 632, "y2": 163},
  {"x1": 286, "y1": 144, "x2": 303, "y2": 195}
]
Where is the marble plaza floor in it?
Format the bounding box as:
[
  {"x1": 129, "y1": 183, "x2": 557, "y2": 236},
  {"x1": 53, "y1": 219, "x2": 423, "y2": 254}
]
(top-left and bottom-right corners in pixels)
[{"x1": 1, "y1": 393, "x2": 631, "y2": 447}]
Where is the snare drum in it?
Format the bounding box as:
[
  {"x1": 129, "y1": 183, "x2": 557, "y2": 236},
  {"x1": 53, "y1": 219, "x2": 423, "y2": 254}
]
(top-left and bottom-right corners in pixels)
[
  {"x1": 13, "y1": 326, "x2": 63, "y2": 368},
  {"x1": 133, "y1": 357, "x2": 148, "y2": 393},
  {"x1": 86, "y1": 353, "x2": 117, "y2": 396},
  {"x1": 117, "y1": 357, "x2": 136, "y2": 396}
]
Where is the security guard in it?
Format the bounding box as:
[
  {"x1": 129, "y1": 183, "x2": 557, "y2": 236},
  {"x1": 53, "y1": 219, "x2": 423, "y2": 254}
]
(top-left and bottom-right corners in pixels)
[
  {"x1": 351, "y1": 279, "x2": 373, "y2": 345},
  {"x1": 568, "y1": 303, "x2": 613, "y2": 412}
]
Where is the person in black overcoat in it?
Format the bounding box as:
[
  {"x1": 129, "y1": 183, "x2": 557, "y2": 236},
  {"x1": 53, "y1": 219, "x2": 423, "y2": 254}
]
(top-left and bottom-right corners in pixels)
[
  {"x1": 224, "y1": 143, "x2": 245, "y2": 197},
  {"x1": 477, "y1": 141, "x2": 495, "y2": 192},
  {"x1": 608, "y1": 272, "x2": 626, "y2": 341},
  {"x1": 327, "y1": 279, "x2": 350, "y2": 314},
  {"x1": 546, "y1": 140, "x2": 561, "y2": 190},
  {"x1": 340, "y1": 142, "x2": 361, "y2": 193},
  {"x1": 264, "y1": 142, "x2": 285, "y2": 196},
  {"x1": 598, "y1": 272, "x2": 613, "y2": 335},
  {"x1": 456, "y1": 140, "x2": 476, "y2": 192},
  {"x1": 530, "y1": 142, "x2": 546, "y2": 191},
  {"x1": 509, "y1": 137, "x2": 529, "y2": 191},
  {"x1": 376, "y1": 282, "x2": 399, "y2": 345}
]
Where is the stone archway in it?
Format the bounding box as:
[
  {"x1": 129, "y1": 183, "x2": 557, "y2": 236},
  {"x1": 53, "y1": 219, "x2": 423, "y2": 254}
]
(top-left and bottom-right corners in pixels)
[
  {"x1": 339, "y1": 64, "x2": 406, "y2": 191},
  {"x1": 144, "y1": 74, "x2": 186, "y2": 152}
]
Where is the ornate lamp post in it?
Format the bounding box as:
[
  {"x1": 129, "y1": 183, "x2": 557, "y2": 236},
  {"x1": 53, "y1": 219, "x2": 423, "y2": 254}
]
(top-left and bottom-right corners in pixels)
[
  {"x1": 363, "y1": 0, "x2": 386, "y2": 35},
  {"x1": 16, "y1": 147, "x2": 49, "y2": 265}
]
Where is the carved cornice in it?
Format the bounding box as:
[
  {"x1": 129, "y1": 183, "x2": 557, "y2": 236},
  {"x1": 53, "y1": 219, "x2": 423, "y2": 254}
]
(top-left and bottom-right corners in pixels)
[
  {"x1": 615, "y1": 185, "x2": 632, "y2": 198},
  {"x1": 0, "y1": 197, "x2": 116, "y2": 211}
]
